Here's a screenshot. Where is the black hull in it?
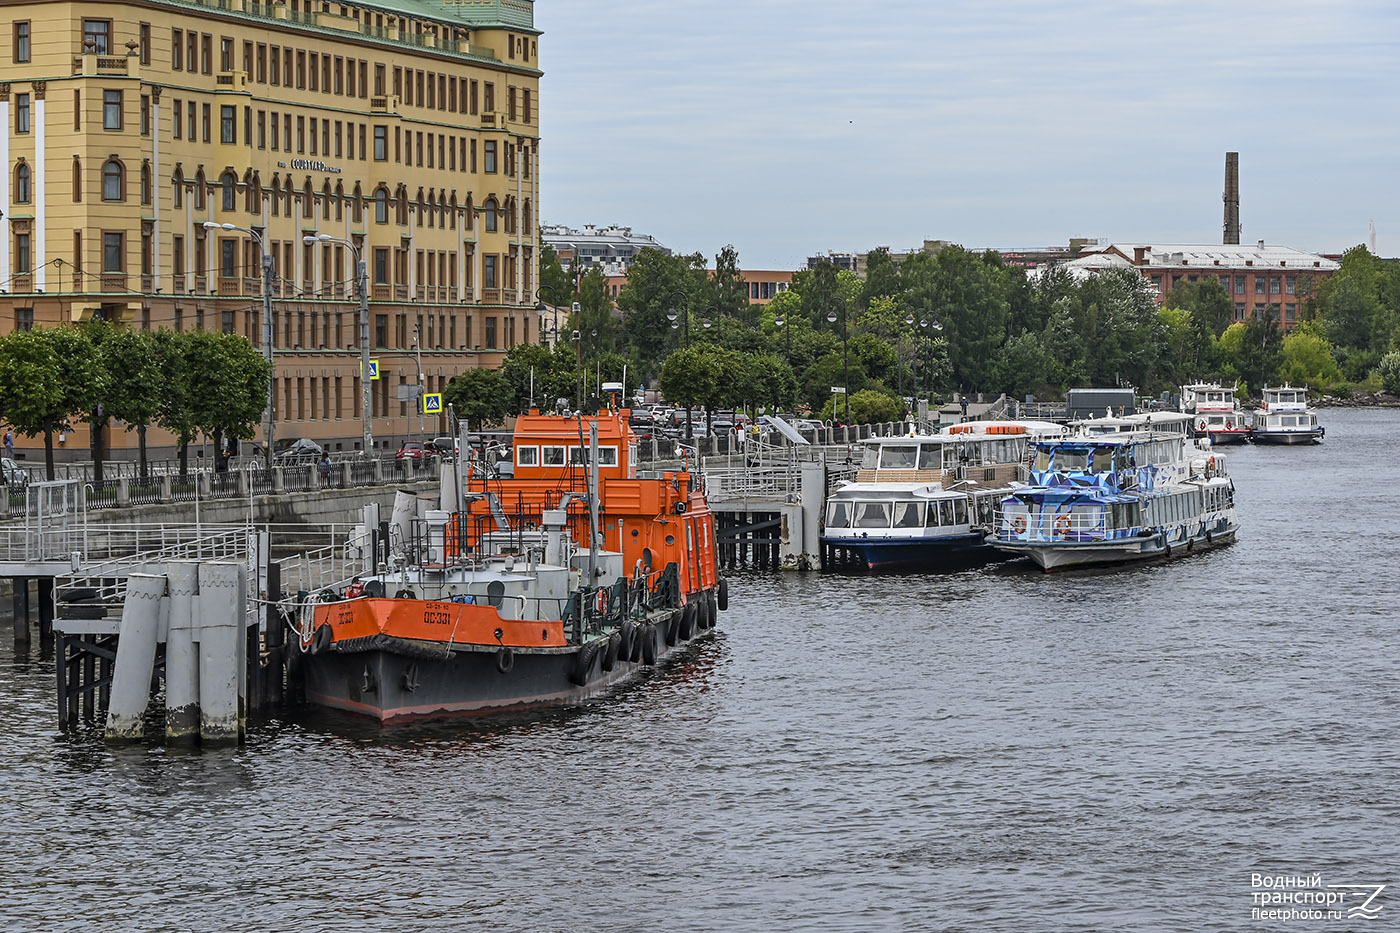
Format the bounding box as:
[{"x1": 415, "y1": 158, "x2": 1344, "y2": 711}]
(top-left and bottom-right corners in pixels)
[{"x1": 303, "y1": 612, "x2": 713, "y2": 722}]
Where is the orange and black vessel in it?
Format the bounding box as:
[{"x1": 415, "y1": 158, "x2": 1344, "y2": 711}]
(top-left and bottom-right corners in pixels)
[{"x1": 296, "y1": 404, "x2": 726, "y2": 721}]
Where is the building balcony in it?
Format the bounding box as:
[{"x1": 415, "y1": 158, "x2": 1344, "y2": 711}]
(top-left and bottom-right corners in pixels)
[
  {"x1": 73, "y1": 52, "x2": 137, "y2": 78},
  {"x1": 215, "y1": 70, "x2": 250, "y2": 92},
  {"x1": 369, "y1": 95, "x2": 400, "y2": 115}
]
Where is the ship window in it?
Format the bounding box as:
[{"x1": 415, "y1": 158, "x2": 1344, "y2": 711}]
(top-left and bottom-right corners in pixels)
[
  {"x1": 1033, "y1": 450, "x2": 1052, "y2": 471},
  {"x1": 826, "y1": 501, "x2": 851, "y2": 528},
  {"x1": 597, "y1": 446, "x2": 618, "y2": 467},
  {"x1": 893, "y1": 501, "x2": 922, "y2": 528},
  {"x1": 1053, "y1": 449, "x2": 1089, "y2": 471},
  {"x1": 854, "y1": 502, "x2": 892, "y2": 528},
  {"x1": 516, "y1": 445, "x2": 538, "y2": 466},
  {"x1": 878, "y1": 445, "x2": 918, "y2": 470},
  {"x1": 542, "y1": 445, "x2": 565, "y2": 466},
  {"x1": 919, "y1": 444, "x2": 941, "y2": 470},
  {"x1": 953, "y1": 499, "x2": 968, "y2": 524},
  {"x1": 861, "y1": 447, "x2": 878, "y2": 469}
]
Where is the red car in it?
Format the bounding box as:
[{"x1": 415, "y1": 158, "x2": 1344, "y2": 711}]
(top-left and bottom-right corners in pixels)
[{"x1": 396, "y1": 441, "x2": 434, "y2": 464}]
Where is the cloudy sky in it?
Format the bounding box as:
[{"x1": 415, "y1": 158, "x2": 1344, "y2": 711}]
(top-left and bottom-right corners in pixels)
[{"x1": 534, "y1": 1, "x2": 1399, "y2": 270}]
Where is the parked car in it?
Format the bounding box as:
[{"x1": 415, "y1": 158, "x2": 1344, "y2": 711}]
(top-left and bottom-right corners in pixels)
[
  {"x1": 426, "y1": 437, "x2": 457, "y2": 460},
  {"x1": 2, "y1": 457, "x2": 29, "y2": 489},
  {"x1": 396, "y1": 441, "x2": 434, "y2": 464},
  {"x1": 273, "y1": 438, "x2": 324, "y2": 463},
  {"x1": 793, "y1": 419, "x2": 827, "y2": 432}
]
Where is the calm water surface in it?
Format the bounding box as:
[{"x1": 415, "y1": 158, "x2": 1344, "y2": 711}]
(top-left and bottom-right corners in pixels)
[{"x1": 2, "y1": 409, "x2": 1397, "y2": 932}]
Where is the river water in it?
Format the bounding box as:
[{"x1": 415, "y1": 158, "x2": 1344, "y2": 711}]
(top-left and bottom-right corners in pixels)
[{"x1": 2, "y1": 409, "x2": 1396, "y2": 932}]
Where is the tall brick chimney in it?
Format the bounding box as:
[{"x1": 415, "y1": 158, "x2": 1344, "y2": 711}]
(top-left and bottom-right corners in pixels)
[{"x1": 1223, "y1": 152, "x2": 1240, "y2": 245}]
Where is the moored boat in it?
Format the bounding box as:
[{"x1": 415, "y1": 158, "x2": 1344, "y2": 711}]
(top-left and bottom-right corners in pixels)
[
  {"x1": 295, "y1": 404, "x2": 725, "y2": 722},
  {"x1": 819, "y1": 422, "x2": 1066, "y2": 571},
  {"x1": 986, "y1": 426, "x2": 1239, "y2": 571},
  {"x1": 1251, "y1": 385, "x2": 1324, "y2": 445},
  {"x1": 1181, "y1": 383, "x2": 1251, "y2": 445}
]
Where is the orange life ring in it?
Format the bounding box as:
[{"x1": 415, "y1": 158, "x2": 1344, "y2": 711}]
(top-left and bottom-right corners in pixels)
[
  {"x1": 594, "y1": 588, "x2": 609, "y2": 616},
  {"x1": 1012, "y1": 515, "x2": 1026, "y2": 534},
  {"x1": 1055, "y1": 515, "x2": 1071, "y2": 534}
]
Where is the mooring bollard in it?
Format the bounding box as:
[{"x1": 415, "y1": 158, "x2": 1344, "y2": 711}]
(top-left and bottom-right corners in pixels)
[
  {"x1": 165, "y1": 561, "x2": 201, "y2": 743},
  {"x1": 196, "y1": 562, "x2": 247, "y2": 745},
  {"x1": 104, "y1": 572, "x2": 167, "y2": 742}
]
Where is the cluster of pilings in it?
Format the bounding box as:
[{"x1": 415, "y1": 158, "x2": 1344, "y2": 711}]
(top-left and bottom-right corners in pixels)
[{"x1": 714, "y1": 511, "x2": 783, "y2": 570}]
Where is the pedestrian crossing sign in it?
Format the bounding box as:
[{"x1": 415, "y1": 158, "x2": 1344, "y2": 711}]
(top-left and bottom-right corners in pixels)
[
  {"x1": 422, "y1": 393, "x2": 443, "y2": 414},
  {"x1": 360, "y1": 359, "x2": 381, "y2": 380}
]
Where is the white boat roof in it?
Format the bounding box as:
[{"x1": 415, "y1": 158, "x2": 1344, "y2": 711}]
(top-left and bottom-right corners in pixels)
[
  {"x1": 936, "y1": 420, "x2": 1067, "y2": 436},
  {"x1": 830, "y1": 481, "x2": 957, "y2": 497}
]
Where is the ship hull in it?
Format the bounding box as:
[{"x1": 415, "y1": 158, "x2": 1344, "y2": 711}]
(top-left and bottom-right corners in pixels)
[
  {"x1": 821, "y1": 533, "x2": 994, "y2": 571},
  {"x1": 304, "y1": 619, "x2": 710, "y2": 722},
  {"x1": 992, "y1": 525, "x2": 1238, "y2": 572},
  {"x1": 1250, "y1": 429, "x2": 1323, "y2": 445}
]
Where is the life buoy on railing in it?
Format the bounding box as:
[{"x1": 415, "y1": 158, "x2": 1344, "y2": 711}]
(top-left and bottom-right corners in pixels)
[
  {"x1": 1011, "y1": 515, "x2": 1027, "y2": 534},
  {"x1": 594, "y1": 588, "x2": 609, "y2": 617},
  {"x1": 1207, "y1": 456, "x2": 1217, "y2": 478},
  {"x1": 1055, "y1": 515, "x2": 1072, "y2": 535},
  {"x1": 1225, "y1": 420, "x2": 1234, "y2": 431},
  {"x1": 1198, "y1": 420, "x2": 1207, "y2": 432}
]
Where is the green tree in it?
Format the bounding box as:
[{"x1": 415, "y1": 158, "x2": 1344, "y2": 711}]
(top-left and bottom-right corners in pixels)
[
  {"x1": 500, "y1": 342, "x2": 575, "y2": 413},
  {"x1": 184, "y1": 331, "x2": 272, "y2": 470},
  {"x1": 990, "y1": 331, "x2": 1051, "y2": 399},
  {"x1": 928, "y1": 245, "x2": 1009, "y2": 391},
  {"x1": 537, "y1": 242, "x2": 572, "y2": 307},
  {"x1": 1162, "y1": 279, "x2": 1233, "y2": 339},
  {"x1": 1041, "y1": 299, "x2": 1087, "y2": 388},
  {"x1": 859, "y1": 247, "x2": 902, "y2": 311},
  {"x1": 1377, "y1": 351, "x2": 1400, "y2": 395},
  {"x1": 711, "y1": 244, "x2": 751, "y2": 323},
  {"x1": 1156, "y1": 306, "x2": 1209, "y2": 388},
  {"x1": 153, "y1": 330, "x2": 198, "y2": 476},
  {"x1": 574, "y1": 265, "x2": 619, "y2": 357},
  {"x1": 100, "y1": 325, "x2": 165, "y2": 480},
  {"x1": 0, "y1": 327, "x2": 98, "y2": 479},
  {"x1": 443, "y1": 367, "x2": 514, "y2": 428},
  {"x1": 616, "y1": 247, "x2": 707, "y2": 379},
  {"x1": 1279, "y1": 324, "x2": 1341, "y2": 389},
  {"x1": 817, "y1": 388, "x2": 904, "y2": 424}
]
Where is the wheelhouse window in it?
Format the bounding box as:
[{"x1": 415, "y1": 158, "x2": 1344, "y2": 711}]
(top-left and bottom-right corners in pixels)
[
  {"x1": 877, "y1": 445, "x2": 918, "y2": 470},
  {"x1": 515, "y1": 446, "x2": 538, "y2": 467},
  {"x1": 541, "y1": 445, "x2": 565, "y2": 466},
  {"x1": 854, "y1": 501, "x2": 892, "y2": 529}
]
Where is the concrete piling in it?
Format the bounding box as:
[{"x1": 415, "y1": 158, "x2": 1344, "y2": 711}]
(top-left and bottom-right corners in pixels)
[
  {"x1": 196, "y1": 562, "x2": 246, "y2": 744},
  {"x1": 11, "y1": 576, "x2": 29, "y2": 646},
  {"x1": 103, "y1": 572, "x2": 167, "y2": 741},
  {"x1": 164, "y1": 561, "x2": 201, "y2": 743}
]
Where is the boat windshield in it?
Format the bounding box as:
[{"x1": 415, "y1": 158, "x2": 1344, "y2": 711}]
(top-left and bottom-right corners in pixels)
[
  {"x1": 878, "y1": 446, "x2": 919, "y2": 470},
  {"x1": 854, "y1": 501, "x2": 893, "y2": 528}
]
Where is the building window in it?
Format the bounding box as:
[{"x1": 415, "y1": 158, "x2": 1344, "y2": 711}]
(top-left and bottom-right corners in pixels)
[
  {"x1": 15, "y1": 308, "x2": 34, "y2": 330},
  {"x1": 14, "y1": 163, "x2": 30, "y2": 203},
  {"x1": 1286, "y1": 276, "x2": 1296, "y2": 295},
  {"x1": 374, "y1": 187, "x2": 388, "y2": 223},
  {"x1": 375, "y1": 314, "x2": 388, "y2": 348},
  {"x1": 374, "y1": 248, "x2": 389, "y2": 284},
  {"x1": 173, "y1": 236, "x2": 185, "y2": 275},
  {"x1": 484, "y1": 141, "x2": 497, "y2": 173},
  {"x1": 15, "y1": 93, "x2": 29, "y2": 134},
  {"x1": 102, "y1": 90, "x2": 123, "y2": 130},
  {"x1": 484, "y1": 255, "x2": 497, "y2": 288},
  {"x1": 83, "y1": 19, "x2": 111, "y2": 54},
  {"x1": 220, "y1": 171, "x2": 237, "y2": 210},
  {"x1": 220, "y1": 105, "x2": 235, "y2": 143},
  {"x1": 102, "y1": 232, "x2": 124, "y2": 272},
  {"x1": 172, "y1": 28, "x2": 182, "y2": 70},
  {"x1": 202, "y1": 103, "x2": 210, "y2": 142},
  {"x1": 220, "y1": 36, "x2": 232, "y2": 72},
  {"x1": 139, "y1": 23, "x2": 151, "y2": 65},
  {"x1": 485, "y1": 316, "x2": 497, "y2": 348},
  {"x1": 140, "y1": 163, "x2": 152, "y2": 204},
  {"x1": 1255, "y1": 278, "x2": 1265, "y2": 295},
  {"x1": 14, "y1": 22, "x2": 30, "y2": 63},
  {"x1": 102, "y1": 159, "x2": 124, "y2": 201},
  {"x1": 15, "y1": 234, "x2": 31, "y2": 274},
  {"x1": 1235, "y1": 275, "x2": 1245, "y2": 294},
  {"x1": 1234, "y1": 302, "x2": 1246, "y2": 320},
  {"x1": 140, "y1": 95, "x2": 150, "y2": 135},
  {"x1": 483, "y1": 198, "x2": 498, "y2": 232},
  {"x1": 373, "y1": 125, "x2": 387, "y2": 161},
  {"x1": 220, "y1": 238, "x2": 236, "y2": 278}
]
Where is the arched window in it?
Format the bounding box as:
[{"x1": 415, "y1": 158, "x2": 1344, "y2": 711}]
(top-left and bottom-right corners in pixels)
[
  {"x1": 302, "y1": 179, "x2": 313, "y2": 219},
  {"x1": 220, "y1": 171, "x2": 237, "y2": 211},
  {"x1": 103, "y1": 159, "x2": 126, "y2": 201},
  {"x1": 141, "y1": 162, "x2": 153, "y2": 205},
  {"x1": 424, "y1": 189, "x2": 434, "y2": 228},
  {"x1": 374, "y1": 186, "x2": 388, "y2": 224},
  {"x1": 416, "y1": 189, "x2": 426, "y2": 227},
  {"x1": 464, "y1": 195, "x2": 474, "y2": 232},
  {"x1": 73, "y1": 156, "x2": 83, "y2": 202},
  {"x1": 449, "y1": 192, "x2": 458, "y2": 231},
  {"x1": 250, "y1": 171, "x2": 262, "y2": 213},
  {"x1": 322, "y1": 180, "x2": 332, "y2": 220},
  {"x1": 14, "y1": 162, "x2": 31, "y2": 204},
  {"x1": 395, "y1": 185, "x2": 408, "y2": 225},
  {"x1": 333, "y1": 181, "x2": 344, "y2": 221},
  {"x1": 483, "y1": 197, "x2": 498, "y2": 233},
  {"x1": 194, "y1": 169, "x2": 206, "y2": 210},
  {"x1": 172, "y1": 167, "x2": 184, "y2": 208},
  {"x1": 269, "y1": 175, "x2": 280, "y2": 217},
  {"x1": 523, "y1": 198, "x2": 532, "y2": 234},
  {"x1": 352, "y1": 183, "x2": 364, "y2": 223}
]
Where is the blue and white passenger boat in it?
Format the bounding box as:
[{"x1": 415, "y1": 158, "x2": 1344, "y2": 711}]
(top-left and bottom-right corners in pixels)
[
  {"x1": 820, "y1": 423, "x2": 1066, "y2": 571},
  {"x1": 1251, "y1": 385, "x2": 1324, "y2": 445},
  {"x1": 986, "y1": 426, "x2": 1239, "y2": 571}
]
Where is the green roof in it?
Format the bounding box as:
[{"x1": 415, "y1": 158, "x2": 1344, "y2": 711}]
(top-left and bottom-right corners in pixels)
[{"x1": 378, "y1": 0, "x2": 536, "y2": 30}]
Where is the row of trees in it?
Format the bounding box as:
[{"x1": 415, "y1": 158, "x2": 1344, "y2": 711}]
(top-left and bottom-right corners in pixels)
[
  {"x1": 0, "y1": 324, "x2": 270, "y2": 480},
  {"x1": 528, "y1": 239, "x2": 1400, "y2": 420}
]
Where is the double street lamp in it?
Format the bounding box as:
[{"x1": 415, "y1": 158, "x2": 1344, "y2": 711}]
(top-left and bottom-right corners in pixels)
[
  {"x1": 919, "y1": 316, "x2": 944, "y2": 401},
  {"x1": 203, "y1": 221, "x2": 275, "y2": 470},
  {"x1": 302, "y1": 233, "x2": 372, "y2": 456}
]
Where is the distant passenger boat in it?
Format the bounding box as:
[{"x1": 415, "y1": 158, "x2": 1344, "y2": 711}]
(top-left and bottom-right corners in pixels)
[
  {"x1": 1181, "y1": 383, "x2": 1251, "y2": 445},
  {"x1": 1251, "y1": 385, "x2": 1324, "y2": 445},
  {"x1": 986, "y1": 425, "x2": 1239, "y2": 571},
  {"x1": 819, "y1": 422, "x2": 1066, "y2": 571}
]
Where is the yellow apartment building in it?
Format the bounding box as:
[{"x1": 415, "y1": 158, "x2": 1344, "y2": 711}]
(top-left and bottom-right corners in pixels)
[{"x1": 0, "y1": 0, "x2": 541, "y2": 458}]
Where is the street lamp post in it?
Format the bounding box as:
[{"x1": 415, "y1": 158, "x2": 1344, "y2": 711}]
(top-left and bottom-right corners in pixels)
[
  {"x1": 571, "y1": 328, "x2": 582, "y2": 412},
  {"x1": 305, "y1": 234, "x2": 371, "y2": 456},
  {"x1": 827, "y1": 307, "x2": 849, "y2": 424},
  {"x1": 919, "y1": 317, "x2": 944, "y2": 402},
  {"x1": 535, "y1": 286, "x2": 566, "y2": 348},
  {"x1": 205, "y1": 221, "x2": 275, "y2": 470},
  {"x1": 665, "y1": 291, "x2": 696, "y2": 440},
  {"x1": 773, "y1": 312, "x2": 791, "y2": 360}
]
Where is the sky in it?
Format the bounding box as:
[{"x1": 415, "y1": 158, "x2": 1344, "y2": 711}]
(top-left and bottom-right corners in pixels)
[{"x1": 533, "y1": 0, "x2": 1400, "y2": 271}]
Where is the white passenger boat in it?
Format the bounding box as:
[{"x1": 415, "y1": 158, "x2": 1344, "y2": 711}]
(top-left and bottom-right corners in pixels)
[
  {"x1": 1251, "y1": 385, "x2": 1324, "y2": 445},
  {"x1": 1181, "y1": 383, "x2": 1251, "y2": 445},
  {"x1": 986, "y1": 427, "x2": 1239, "y2": 572},
  {"x1": 820, "y1": 423, "x2": 1066, "y2": 571}
]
